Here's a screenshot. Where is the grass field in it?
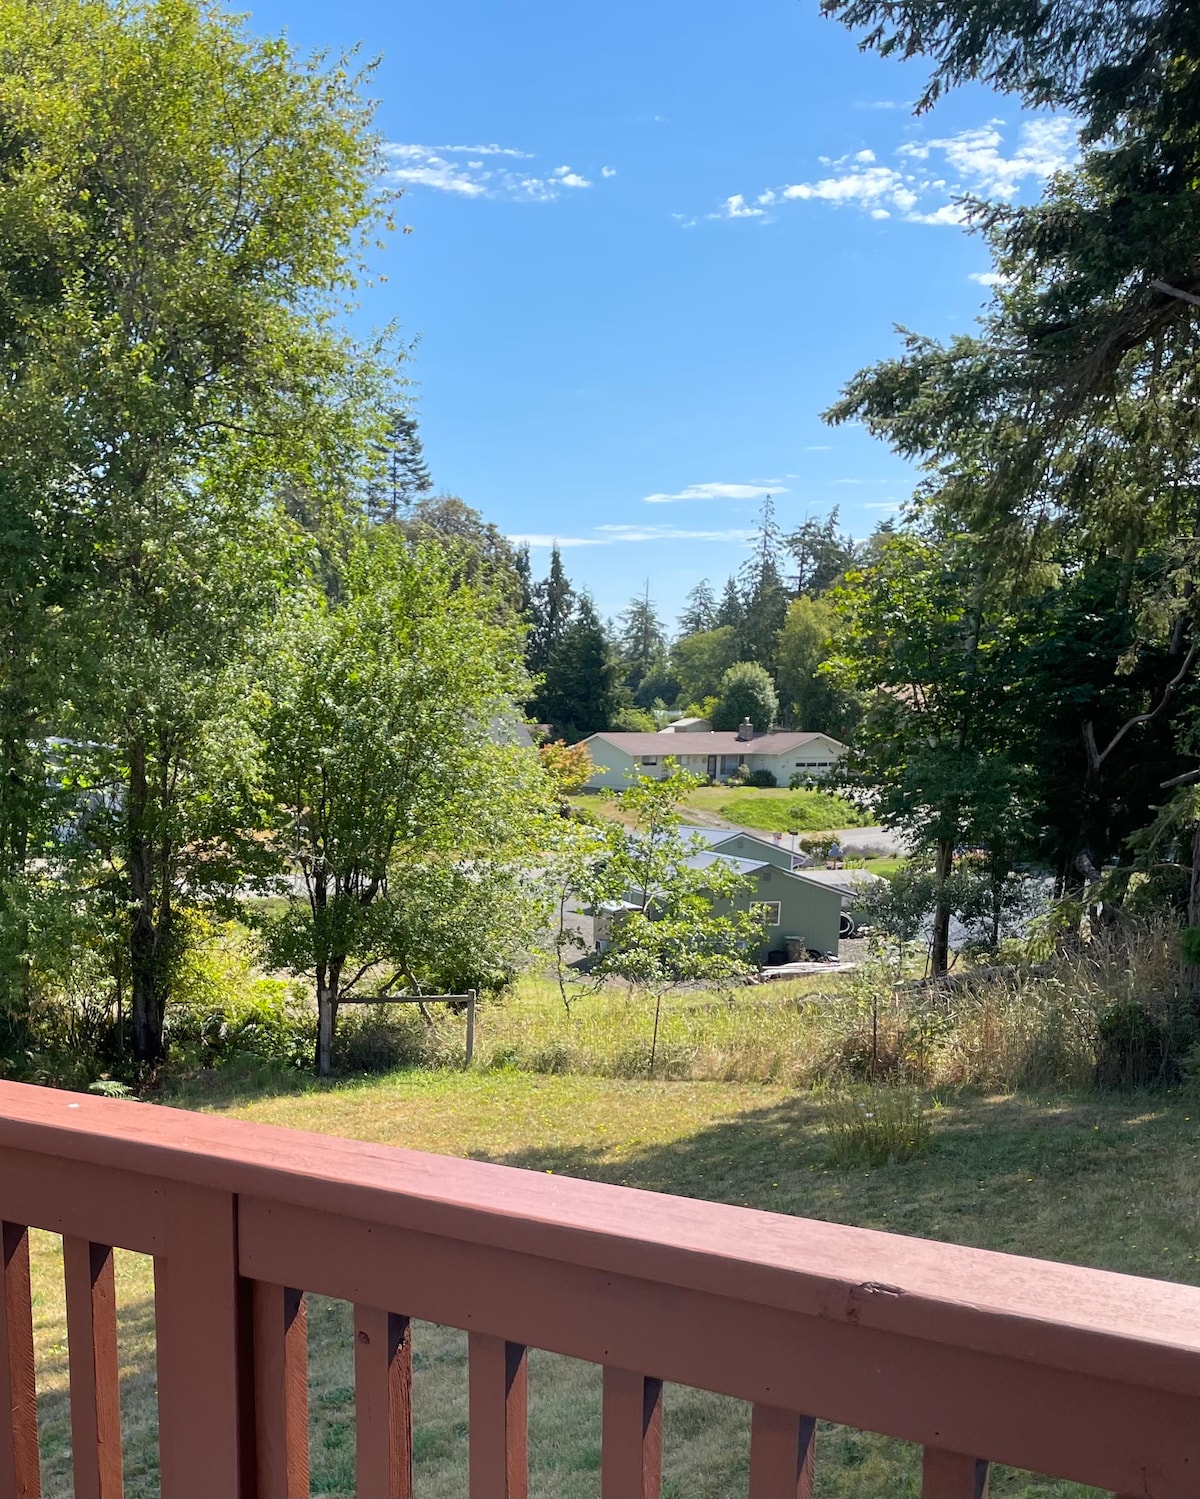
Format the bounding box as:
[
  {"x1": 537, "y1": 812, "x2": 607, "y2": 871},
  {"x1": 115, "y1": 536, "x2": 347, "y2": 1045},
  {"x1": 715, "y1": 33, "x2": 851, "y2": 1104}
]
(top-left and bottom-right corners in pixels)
[
  {"x1": 24, "y1": 1058, "x2": 1200, "y2": 1497},
  {"x1": 570, "y1": 783, "x2": 870, "y2": 835}
]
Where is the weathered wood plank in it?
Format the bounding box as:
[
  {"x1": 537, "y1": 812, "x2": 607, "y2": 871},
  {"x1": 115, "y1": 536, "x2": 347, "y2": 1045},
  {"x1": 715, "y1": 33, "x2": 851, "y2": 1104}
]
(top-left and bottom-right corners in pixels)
[
  {"x1": 0, "y1": 1222, "x2": 39, "y2": 1499},
  {"x1": 468, "y1": 1333, "x2": 527, "y2": 1499},
  {"x1": 749, "y1": 1404, "x2": 815, "y2": 1499},
  {"x1": 64, "y1": 1237, "x2": 122, "y2": 1499},
  {"x1": 601, "y1": 1367, "x2": 662, "y2": 1499},
  {"x1": 354, "y1": 1305, "x2": 412, "y2": 1499},
  {"x1": 252, "y1": 1282, "x2": 308, "y2": 1499}
]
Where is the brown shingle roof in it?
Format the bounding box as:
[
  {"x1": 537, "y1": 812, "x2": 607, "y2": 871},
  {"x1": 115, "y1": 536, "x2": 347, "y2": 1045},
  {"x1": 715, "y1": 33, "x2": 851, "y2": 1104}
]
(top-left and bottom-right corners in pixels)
[{"x1": 583, "y1": 731, "x2": 844, "y2": 755}]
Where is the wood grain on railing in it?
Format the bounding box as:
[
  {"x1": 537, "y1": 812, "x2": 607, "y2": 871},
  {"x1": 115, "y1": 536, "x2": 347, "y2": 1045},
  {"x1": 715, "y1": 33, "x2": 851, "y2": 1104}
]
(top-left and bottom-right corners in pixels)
[
  {"x1": 354, "y1": 1304, "x2": 412, "y2": 1499},
  {"x1": 63, "y1": 1237, "x2": 122, "y2": 1499},
  {"x1": 252, "y1": 1282, "x2": 308, "y2": 1499},
  {"x1": 0, "y1": 1221, "x2": 39, "y2": 1499}
]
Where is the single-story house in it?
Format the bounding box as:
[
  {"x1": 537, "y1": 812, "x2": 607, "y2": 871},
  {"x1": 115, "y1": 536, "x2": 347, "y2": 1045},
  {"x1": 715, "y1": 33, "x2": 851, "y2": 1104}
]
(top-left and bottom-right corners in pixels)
[
  {"x1": 626, "y1": 833, "x2": 845, "y2": 962},
  {"x1": 580, "y1": 723, "x2": 847, "y2": 790}
]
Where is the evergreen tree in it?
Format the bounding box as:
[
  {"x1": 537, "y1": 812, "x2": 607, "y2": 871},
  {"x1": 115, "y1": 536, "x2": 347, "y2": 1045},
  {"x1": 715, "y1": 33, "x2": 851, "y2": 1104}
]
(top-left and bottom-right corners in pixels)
[
  {"x1": 716, "y1": 576, "x2": 745, "y2": 629},
  {"x1": 617, "y1": 583, "x2": 666, "y2": 691},
  {"x1": 366, "y1": 407, "x2": 433, "y2": 523},
  {"x1": 538, "y1": 597, "x2": 622, "y2": 740},
  {"x1": 785, "y1": 509, "x2": 858, "y2": 596},
  {"x1": 677, "y1": 579, "x2": 718, "y2": 637},
  {"x1": 527, "y1": 547, "x2": 575, "y2": 678},
  {"x1": 736, "y1": 497, "x2": 789, "y2": 667}
]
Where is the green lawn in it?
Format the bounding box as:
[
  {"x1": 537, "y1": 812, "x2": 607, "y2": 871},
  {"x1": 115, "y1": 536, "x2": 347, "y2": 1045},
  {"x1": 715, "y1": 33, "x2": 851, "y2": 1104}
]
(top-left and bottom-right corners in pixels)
[
  {"x1": 25, "y1": 1065, "x2": 1200, "y2": 1497},
  {"x1": 572, "y1": 784, "x2": 872, "y2": 835}
]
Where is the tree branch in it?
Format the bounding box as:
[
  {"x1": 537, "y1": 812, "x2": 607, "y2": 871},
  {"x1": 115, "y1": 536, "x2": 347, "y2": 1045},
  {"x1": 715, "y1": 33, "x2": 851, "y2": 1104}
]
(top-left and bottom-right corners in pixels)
[{"x1": 1084, "y1": 643, "x2": 1197, "y2": 773}]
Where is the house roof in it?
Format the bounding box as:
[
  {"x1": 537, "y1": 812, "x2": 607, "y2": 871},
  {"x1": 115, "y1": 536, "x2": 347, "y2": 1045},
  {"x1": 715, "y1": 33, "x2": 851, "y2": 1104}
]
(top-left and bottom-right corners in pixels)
[{"x1": 584, "y1": 731, "x2": 845, "y2": 756}]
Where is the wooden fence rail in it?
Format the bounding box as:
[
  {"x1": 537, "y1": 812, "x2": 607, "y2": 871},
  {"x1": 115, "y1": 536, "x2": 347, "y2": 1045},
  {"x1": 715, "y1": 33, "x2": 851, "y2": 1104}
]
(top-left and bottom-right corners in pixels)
[{"x1": 0, "y1": 1078, "x2": 1197, "y2": 1497}]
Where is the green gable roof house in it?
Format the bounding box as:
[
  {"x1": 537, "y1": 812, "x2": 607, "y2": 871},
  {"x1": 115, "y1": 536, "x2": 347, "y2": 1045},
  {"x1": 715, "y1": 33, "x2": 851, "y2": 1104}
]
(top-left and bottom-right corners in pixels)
[
  {"x1": 580, "y1": 723, "x2": 847, "y2": 791},
  {"x1": 624, "y1": 829, "x2": 845, "y2": 965}
]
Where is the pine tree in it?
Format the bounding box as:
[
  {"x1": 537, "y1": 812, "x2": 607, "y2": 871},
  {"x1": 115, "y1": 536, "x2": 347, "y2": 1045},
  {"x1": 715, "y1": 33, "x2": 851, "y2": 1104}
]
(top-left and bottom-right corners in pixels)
[
  {"x1": 785, "y1": 508, "x2": 858, "y2": 596},
  {"x1": 538, "y1": 596, "x2": 622, "y2": 740},
  {"x1": 617, "y1": 582, "x2": 666, "y2": 691},
  {"x1": 716, "y1": 575, "x2": 745, "y2": 629},
  {"x1": 677, "y1": 579, "x2": 717, "y2": 637},
  {"x1": 527, "y1": 547, "x2": 574, "y2": 677},
  {"x1": 736, "y1": 496, "x2": 789, "y2": 668},
  {"x1": 367, "y1": 408, "x2": 433, "y2": 523}
]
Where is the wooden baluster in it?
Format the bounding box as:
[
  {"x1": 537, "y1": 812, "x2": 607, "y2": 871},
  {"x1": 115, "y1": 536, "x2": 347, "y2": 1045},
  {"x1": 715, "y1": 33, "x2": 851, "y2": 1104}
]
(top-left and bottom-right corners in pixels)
[
  {"x1": 63, "y1": 1238, "x2": 122, "y2": 1499},
  {"x1": 468, "y1": 1333, "x2": 527, "y2": 1499},
  {"x1": 0, "y1": 1222, "x2": 39, "y2": 1499},
  {"x1": 922, "y1": 1446, "x2": 990, "y2": 1499},
  {"x1": 601, "y1": 1367, "x2": 663, "y2": 1499},
  {"x1": 252, "y1": 1283, "x2": 308, "y2": 1499},
  {"x1": 154, "y1": 1184, "x2": 248, "y2": 1499},
  {"x1": 748, "y1": 1405, "x2": 815, "y2": 1499},
  {"x1": 354, "y1": 1305, "x2": 412, "y2": 1499}
]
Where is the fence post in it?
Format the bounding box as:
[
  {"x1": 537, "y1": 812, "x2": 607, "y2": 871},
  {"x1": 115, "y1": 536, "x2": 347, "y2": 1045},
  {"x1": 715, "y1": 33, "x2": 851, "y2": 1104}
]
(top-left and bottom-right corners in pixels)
[{"x1": 466, "y1": 990, "x2": 476, "y2": 1064}]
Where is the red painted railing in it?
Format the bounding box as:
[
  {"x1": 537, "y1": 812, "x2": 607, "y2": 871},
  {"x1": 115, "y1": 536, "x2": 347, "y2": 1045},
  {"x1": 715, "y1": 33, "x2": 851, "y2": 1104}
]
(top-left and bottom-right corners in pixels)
[{"x1": 0, "y1": 1077, "x2": 1198, "y2": 1498}]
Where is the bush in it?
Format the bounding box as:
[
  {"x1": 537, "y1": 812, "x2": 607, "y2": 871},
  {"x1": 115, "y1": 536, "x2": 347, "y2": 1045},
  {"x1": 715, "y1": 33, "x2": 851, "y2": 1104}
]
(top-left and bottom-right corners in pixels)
[
  {"x1": 820, "y1": 1085, "x2": 931, "y2": 1167},
  {"x1": 742, "y1": 769, "x2": 777, "y2": 788}
]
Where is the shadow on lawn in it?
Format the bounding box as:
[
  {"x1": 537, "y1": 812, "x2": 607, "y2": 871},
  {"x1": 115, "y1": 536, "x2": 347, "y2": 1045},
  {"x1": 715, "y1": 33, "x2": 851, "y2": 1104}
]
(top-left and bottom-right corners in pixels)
[{"x1": 481, "y1": 1087, "x2": 1200, "y2": 1280}]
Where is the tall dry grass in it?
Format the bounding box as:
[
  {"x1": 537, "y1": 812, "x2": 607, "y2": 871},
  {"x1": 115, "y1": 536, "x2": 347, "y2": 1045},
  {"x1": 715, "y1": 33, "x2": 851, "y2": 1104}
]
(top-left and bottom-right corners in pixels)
[{"x1": 333, "y1": 916, "x2": 1187, "y2": 1093}]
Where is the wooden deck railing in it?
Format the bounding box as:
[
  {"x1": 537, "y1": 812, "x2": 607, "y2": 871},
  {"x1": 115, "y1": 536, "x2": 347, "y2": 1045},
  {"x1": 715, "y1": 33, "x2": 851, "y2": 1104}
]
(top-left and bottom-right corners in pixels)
[{"x1": 0, "y1": 1077, "x2": 1198, "y2": 1498}]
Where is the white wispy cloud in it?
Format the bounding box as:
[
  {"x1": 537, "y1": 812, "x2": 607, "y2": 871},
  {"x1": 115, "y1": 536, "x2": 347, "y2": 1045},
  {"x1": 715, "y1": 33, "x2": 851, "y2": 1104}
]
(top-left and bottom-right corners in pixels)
[
  {"x1": 969, "y1": 269, "x2": 1014, "y2": 287},
  {"x1": 854, "y1": 100, "x2": 910, "y2": 111},
  {"x1": 642, "y1": 481, "x2": 787, "y2": 504},
  {"x1": 507, "y1": 534, "x2": 605, "y2": 548},
  {"x1": 509, "y1": 525, "x2": 756, "y2": 548},
  {"x1": 595, "y1": 524, "x2": 757, "y2": 543},
  {"x1": 713, "y1": 115, "x2": 1077, "y2": 229},
  {"x1": 386, "y1": 142, "x2": 604, "y2": 201},
  {"x1": 601, "y1": 165, "x2": 617, "y2": 178}
]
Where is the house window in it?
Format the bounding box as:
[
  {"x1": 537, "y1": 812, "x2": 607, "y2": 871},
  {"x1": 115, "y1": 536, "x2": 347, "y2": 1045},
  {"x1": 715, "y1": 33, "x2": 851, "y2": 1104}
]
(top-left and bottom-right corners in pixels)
[
  {"x1": 720, "y1": 755, "x2": 742, "y2": 775},
  {"x1": 641, "y1": 756, "x2": 658, "y2": 766},
  {"x1": 756, "y1": 901, "x2": 782, "y2": 927}
]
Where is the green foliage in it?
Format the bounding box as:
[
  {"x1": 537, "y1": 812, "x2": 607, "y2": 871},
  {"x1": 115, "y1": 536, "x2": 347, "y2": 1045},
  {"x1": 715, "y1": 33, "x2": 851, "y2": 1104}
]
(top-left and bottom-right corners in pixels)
[
  {"x1": 710, "y1": 662, "x2": 779, "y2": 733},
  {"x1": 536, "y1": 596, "x2": 623, "y2": 741},
  {"x1": 671, "y1": 627, "x2": 740, "y2": 706},
  {"x1": 261, "y1": 529, "x2": 550, "y2": 1073},
  {"x1": 741, "y1": 769, "x2": 778, "y2": 789},
  {"x1": 717, "y1": 791, "x2": 867, "y2": 833},
  {"x1": 820, "y1": 1086, "x2": 931, "y2": 1167},
  {"x1": 776, "y1": 596, "x2": 862, "y2": 738},
  {"x1": 610, "y1": 706, "x2": 658, "y2": 733}
]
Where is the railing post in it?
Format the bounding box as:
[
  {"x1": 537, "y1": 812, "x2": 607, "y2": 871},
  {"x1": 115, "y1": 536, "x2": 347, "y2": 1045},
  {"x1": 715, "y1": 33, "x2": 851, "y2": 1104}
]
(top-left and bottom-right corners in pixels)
[
  {"x1": 355, "y1": 1305, "x2": 413, "y2": 1499},
  {"x1": 0, "y1": 1222, "x2": 39, "y2": 1499},
  {"x1": 252, "y1": 1283, "x2": 308, "y2": 1499},
  {"x1": 468, "y1": 1332, "x2": 527, "y2": 1498},
  {"x1": 749, "y1": 1405, "x2": 815, "y2": 1498},
  {"x1": 465, "y1": 990, "x2": 476, "y2": 1065},
  {"x1": 63, "y1": 1237, "x2": 122, "y2": 1499},
  {"x1": 154, "y1": 1184, "x2": 251, "y2": 1499},
  {"x1": 602, "y1": 1367, "x2": 663, "y2": 1499},
  {"x1": 922, "y1": 1447, "x2": 990, "y2": 1498}
]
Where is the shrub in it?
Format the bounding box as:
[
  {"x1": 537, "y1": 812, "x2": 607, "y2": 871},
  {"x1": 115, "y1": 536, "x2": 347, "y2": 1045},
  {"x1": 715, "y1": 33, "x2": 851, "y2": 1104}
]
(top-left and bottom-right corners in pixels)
[
  {"x1": 820, "y1": 1085, "x2": 931, "y2": 1167},
  {"x1": 742, "y1": 769, "x2": 777, "y2": 788}
]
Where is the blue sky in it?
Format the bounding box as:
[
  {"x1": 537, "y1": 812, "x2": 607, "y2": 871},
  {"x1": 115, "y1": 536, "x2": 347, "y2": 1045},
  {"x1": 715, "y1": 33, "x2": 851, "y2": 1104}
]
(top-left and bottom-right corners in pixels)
[{"x1": 243, "y1": 0, "x2": 1074, "y2": 627}]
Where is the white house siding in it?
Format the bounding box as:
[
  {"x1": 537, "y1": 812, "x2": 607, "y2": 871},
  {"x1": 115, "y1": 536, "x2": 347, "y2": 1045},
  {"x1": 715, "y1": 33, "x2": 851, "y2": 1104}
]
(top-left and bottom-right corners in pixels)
[{"x1": 585, "y1": 742, "x2": 640, "y2": 789}]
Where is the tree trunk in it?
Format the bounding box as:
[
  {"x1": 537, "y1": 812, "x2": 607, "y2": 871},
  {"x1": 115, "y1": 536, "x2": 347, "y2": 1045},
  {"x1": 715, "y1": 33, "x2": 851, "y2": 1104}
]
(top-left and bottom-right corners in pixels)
[
  {"x1": 127, "y1": 739, "x2": 170, "y2": 1066},
  {"x1": 1185, "y1": 821, "x2": 1200, "y2": 1009},
  {"x1": 930, "y1": 837, "x2": 954, "y2": 978},
  {"x1": 316, "y1": 961, "x2": 342, "y2": 1077}
]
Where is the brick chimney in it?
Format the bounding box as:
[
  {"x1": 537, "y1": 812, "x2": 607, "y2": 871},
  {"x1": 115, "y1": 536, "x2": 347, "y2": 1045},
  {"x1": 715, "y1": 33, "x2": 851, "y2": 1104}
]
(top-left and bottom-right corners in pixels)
[{"x1": 736, "y1": 717, "x2": 755, "y2": 742}]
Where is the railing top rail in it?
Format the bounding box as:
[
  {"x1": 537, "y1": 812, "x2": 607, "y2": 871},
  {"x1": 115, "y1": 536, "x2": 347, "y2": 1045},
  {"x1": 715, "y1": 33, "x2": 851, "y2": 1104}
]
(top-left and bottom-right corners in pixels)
[{"x1": 1, "y1": 1079, "x2": 1198, "y2": 1399}]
